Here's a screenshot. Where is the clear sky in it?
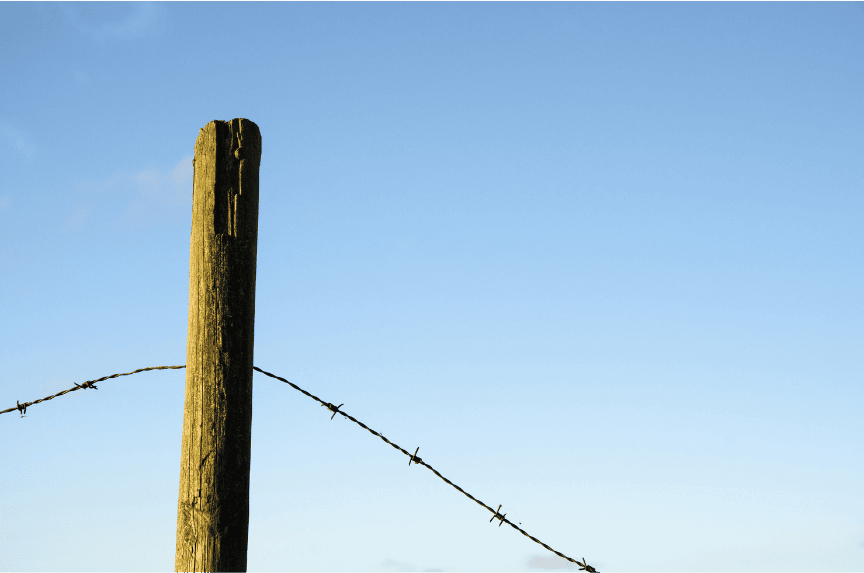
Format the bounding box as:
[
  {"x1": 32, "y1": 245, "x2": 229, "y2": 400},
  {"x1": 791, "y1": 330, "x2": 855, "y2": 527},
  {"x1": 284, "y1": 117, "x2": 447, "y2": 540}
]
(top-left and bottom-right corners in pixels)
[{"x1": 1, "y1": 2, "x2": 862, "y2": 572}]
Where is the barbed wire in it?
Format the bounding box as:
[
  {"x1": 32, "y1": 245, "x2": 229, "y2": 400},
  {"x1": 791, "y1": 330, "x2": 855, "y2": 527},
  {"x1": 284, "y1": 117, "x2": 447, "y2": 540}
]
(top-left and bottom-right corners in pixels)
[
  {"x1": 0, "y1": 365, "x2": 186, "y2": 417},
  {"x1": 3, "y1": 364, "x2": 599, "y2": 572}
]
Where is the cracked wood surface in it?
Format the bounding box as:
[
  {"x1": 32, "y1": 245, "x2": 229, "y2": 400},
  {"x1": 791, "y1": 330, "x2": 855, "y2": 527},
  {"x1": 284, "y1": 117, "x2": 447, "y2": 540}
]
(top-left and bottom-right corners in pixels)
[{"x1": 175, "y1": 118, "x2": 261, "y2": 573}]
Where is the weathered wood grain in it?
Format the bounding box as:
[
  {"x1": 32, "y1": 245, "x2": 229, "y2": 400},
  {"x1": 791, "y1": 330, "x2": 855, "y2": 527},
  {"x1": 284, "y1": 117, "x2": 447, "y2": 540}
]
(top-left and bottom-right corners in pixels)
[{"x1": 175, "y1": 118, "x2": 261, "y2": 572}]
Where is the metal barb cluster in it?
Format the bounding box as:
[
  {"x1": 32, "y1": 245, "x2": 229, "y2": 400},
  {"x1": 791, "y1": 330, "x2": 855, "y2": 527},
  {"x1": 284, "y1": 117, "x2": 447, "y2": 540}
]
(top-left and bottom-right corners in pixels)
[
  {"x1": 408, "y1": 446, "x2": 422, "y2": 466},
  {"x1": 2, "y1": 363, "x2": 599, "y2": 572},
  {"x1": 490, "y1": 504, "x2": 507, "y2": 526},
  {"x1": 321, "y1": 402, "x2": 343, "y2": 420}
]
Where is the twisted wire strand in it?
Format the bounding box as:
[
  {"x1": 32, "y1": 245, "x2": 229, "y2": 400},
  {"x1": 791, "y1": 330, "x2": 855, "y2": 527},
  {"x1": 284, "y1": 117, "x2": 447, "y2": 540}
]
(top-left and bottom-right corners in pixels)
[
  {"x1": 0, "y1": 365, "x2": 185, "y2": 416},
  {"x1": 2, "y1": 363, "x2": 599, "y2": 571},
  {"x1": 251, "y1": 366, "x2": 598, "y2": 571}
]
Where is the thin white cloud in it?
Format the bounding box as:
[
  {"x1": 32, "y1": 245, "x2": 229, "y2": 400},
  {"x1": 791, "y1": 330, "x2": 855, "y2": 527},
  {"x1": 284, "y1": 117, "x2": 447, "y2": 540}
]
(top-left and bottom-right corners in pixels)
[
  {"x1": 1, "y1": 122, "x2": 36, "y2": 160},
  {"x1": 381, "y1": 558, "x2": 417, "y2": 571},
  {"x1": 60, "y1": 205, "x2": 95, "y2": 234},
  {"x1": 117, "y1": 156, "x2": 193, "y2": 229},
  {"x1": 58, "y1": 2, "x2": 165, "y2": 45},
  {"x1": 57, "y1": 172, "x2": 117, "y2": 234},
  {"x1": 526, "y1": 553, "x2": 583, "y2": 571},
  {"x1": 59, "y1": 156, "x2": 193, "y2": 235},
  {"x1": 169, "y1": 157, "x2": 194, "y2": 204},
  {"x1": 380, "y1": 558, "x2": 445, "y2": 572},
  {"x1": 130, "y1": 156, "x2": 193, "y2": 207}
]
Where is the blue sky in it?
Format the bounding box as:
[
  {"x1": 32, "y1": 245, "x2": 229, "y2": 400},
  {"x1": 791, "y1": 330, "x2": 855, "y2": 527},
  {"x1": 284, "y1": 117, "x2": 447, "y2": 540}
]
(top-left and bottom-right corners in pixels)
[{"x1": 1, "y1": 2, "x2": 862, "y2": 572}]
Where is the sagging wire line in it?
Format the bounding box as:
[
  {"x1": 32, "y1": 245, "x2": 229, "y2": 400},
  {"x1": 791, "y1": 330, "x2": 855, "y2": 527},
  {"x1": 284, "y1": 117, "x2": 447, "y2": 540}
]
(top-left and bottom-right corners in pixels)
[{"x1": 2, "y1": 363, "x2": 600, "y2": 572}]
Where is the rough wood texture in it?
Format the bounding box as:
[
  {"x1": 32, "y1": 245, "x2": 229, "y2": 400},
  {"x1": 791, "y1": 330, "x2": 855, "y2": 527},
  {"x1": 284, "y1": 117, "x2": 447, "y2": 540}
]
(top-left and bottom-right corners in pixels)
[{"x1": 175, "y1": 119, "x2": 261, "y2": 572}]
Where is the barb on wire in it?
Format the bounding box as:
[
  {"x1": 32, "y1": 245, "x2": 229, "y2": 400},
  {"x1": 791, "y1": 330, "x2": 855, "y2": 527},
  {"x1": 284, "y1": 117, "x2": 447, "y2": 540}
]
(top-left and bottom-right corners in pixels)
[
  {"x1": 490, "y1": 504, "x2": 507, "y2": 526},
  {"x1": 408, "y1": 446, "x2": 422, "y2": 466},
  {"x1": 321, "y1": 402, "x2": 343, "y2": 420},
  {"x1": 2, "y1": 363, "x2": 600, "y2": 571},
  {"x1": 251, "y1": 365, "x2": 599, "y2": 572}
]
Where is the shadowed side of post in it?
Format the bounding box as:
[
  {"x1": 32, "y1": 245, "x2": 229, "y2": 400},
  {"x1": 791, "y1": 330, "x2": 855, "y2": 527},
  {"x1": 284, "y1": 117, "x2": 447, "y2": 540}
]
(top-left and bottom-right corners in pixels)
[{"x1": 175, "y1": 118, "x2": 261, "y2": 572}]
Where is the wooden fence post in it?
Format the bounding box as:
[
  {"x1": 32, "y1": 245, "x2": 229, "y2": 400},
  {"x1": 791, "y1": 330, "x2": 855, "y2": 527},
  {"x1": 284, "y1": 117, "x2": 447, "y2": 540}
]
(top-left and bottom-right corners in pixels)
[{"x1": 175, "y1": 118, "x2": 262, "y2": 572}]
